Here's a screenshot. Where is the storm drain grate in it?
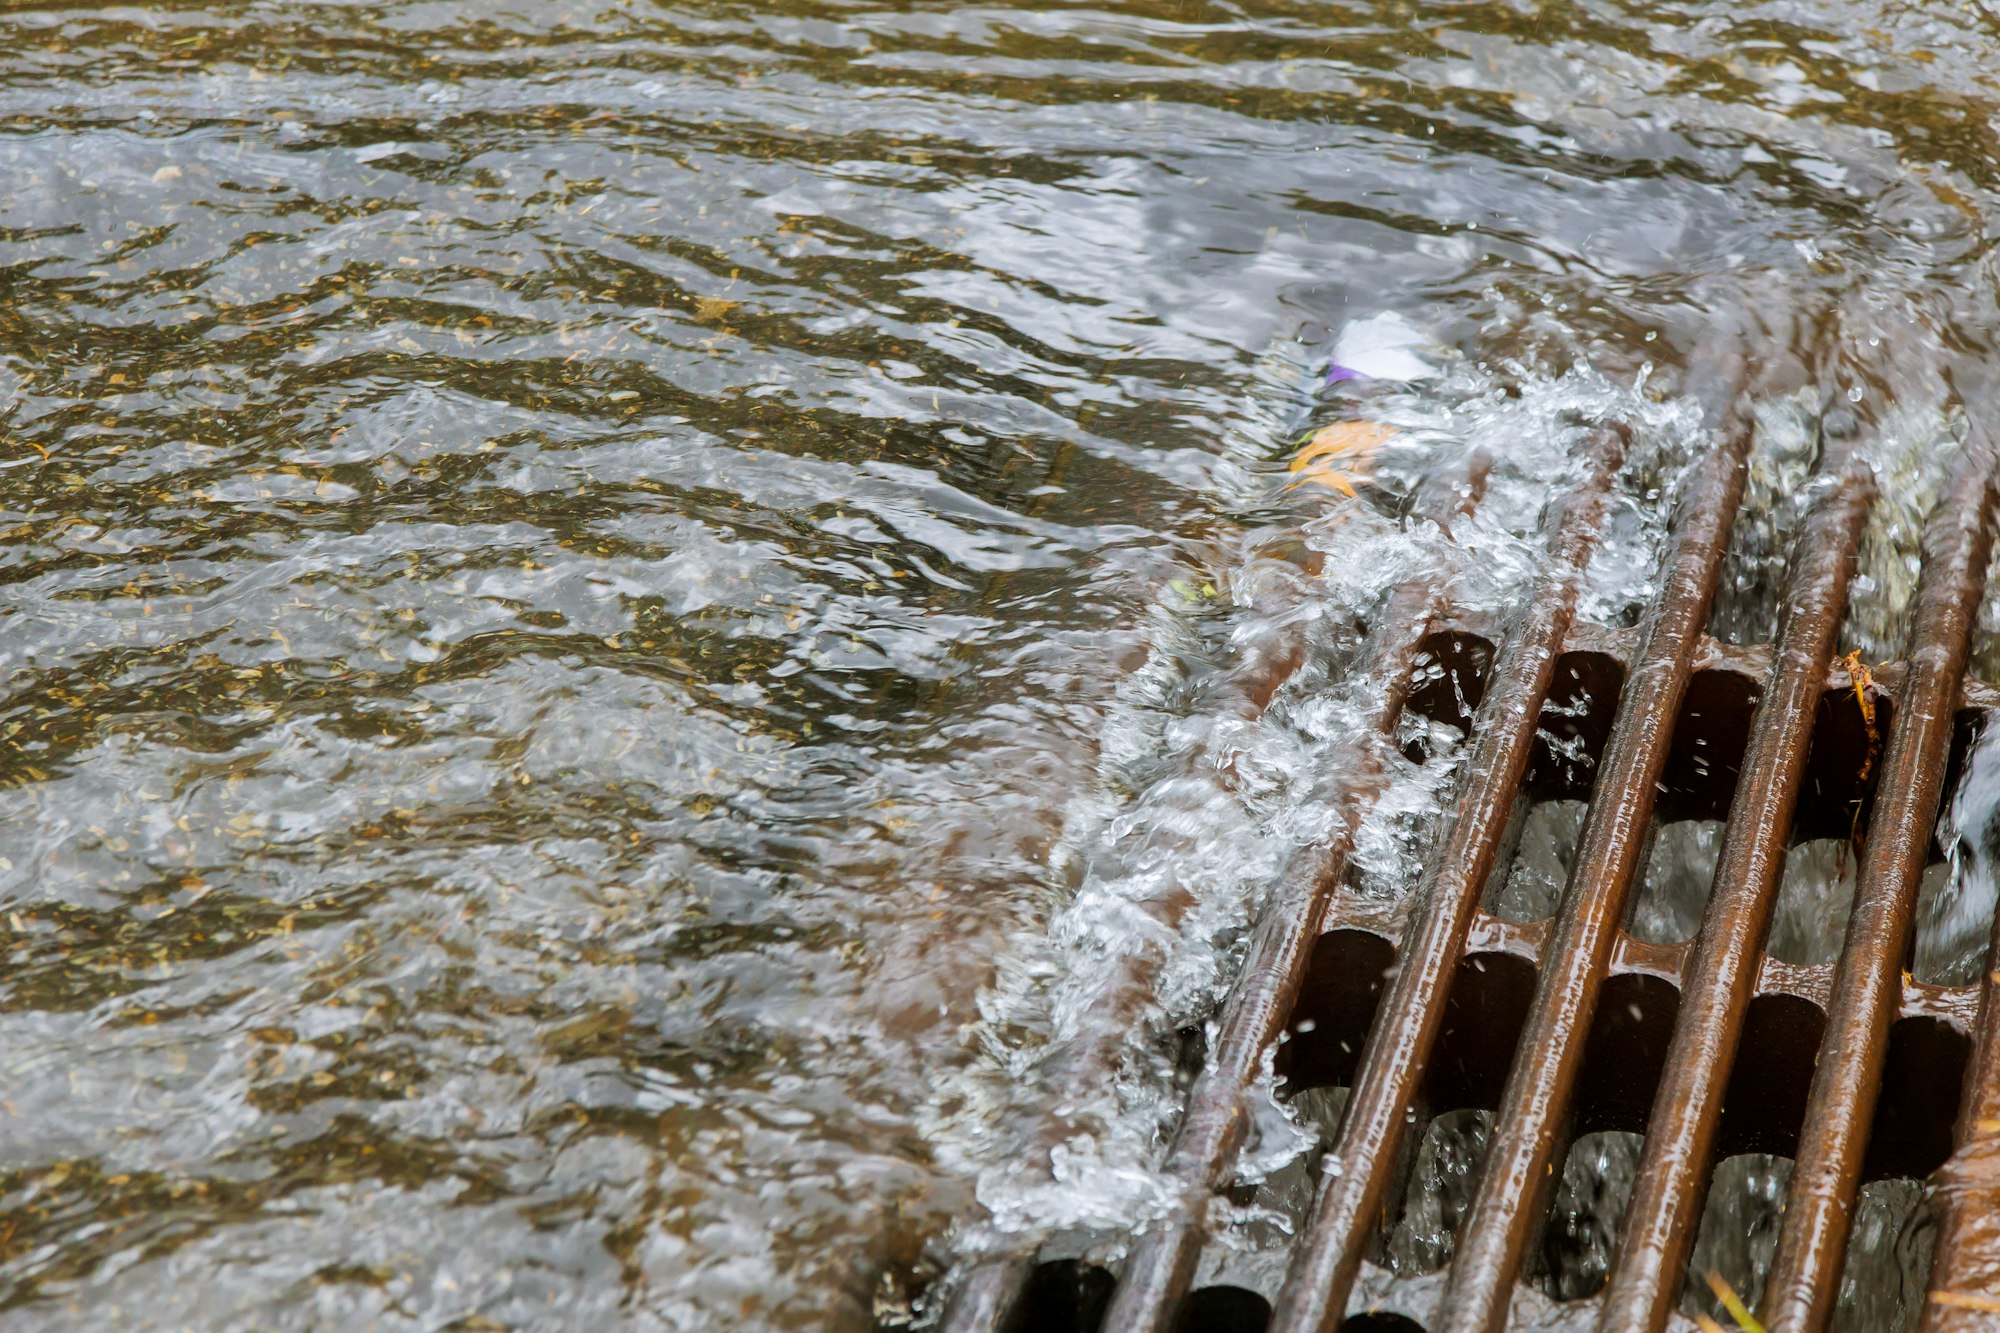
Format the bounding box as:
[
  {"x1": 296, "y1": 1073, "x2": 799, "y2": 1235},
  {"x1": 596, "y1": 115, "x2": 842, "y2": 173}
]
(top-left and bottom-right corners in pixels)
[{"x1": 939, "y1": 408, "x2": 2000, "y2": 1333}]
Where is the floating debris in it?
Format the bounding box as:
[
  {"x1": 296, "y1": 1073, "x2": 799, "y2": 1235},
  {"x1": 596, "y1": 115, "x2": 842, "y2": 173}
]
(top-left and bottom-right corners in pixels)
[{"x1": 1325, "y1": 312, "x2": 1439, "y2": 385}]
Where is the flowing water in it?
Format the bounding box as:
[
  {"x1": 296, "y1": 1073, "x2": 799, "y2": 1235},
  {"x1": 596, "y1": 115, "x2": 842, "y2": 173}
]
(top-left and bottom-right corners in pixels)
[{"x1": 2, "y1": 2, "x2": 2000, "y2": 1330}]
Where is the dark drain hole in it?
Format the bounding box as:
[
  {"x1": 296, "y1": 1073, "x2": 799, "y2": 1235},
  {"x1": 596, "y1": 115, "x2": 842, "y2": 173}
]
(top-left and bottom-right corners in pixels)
[
  {"x1": 1009, "y1": 1260, "x2": 1112, "y2": 1333},
  {"x1": 1340, "y1": 1315, "x2": 1426, "y2": 1332},
  {"x1": 1279, "y1": 928, "x2": 1395, "y2": 1091},
  {"x1": 1172, "y1": 1285, "x2": 1270, "y2": 1333}
]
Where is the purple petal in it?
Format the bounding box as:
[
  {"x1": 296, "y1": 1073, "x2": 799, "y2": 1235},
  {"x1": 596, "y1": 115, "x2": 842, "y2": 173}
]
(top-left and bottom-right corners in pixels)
[{"x1": 1325, "y1": 363, "x2": 1367, "y2": 385}]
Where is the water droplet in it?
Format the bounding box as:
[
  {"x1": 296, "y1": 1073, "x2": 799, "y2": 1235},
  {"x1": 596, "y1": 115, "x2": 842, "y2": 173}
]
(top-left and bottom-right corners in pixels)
[{"x1": 1847, "y1": 384, "x2": 1865, "y2": 403}]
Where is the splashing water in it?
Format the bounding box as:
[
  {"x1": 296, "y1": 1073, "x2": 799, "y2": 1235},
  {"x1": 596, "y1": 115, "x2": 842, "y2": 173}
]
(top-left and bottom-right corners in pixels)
[
  {"x1": 924, "y1": 359, "x2": 1716, "y2": 1266},
  {"x1": 6, "y1": 3, "x2": 2000, "y2": 1330}
]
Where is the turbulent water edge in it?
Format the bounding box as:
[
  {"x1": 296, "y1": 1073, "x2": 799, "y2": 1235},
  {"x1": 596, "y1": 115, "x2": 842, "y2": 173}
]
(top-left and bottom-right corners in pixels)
[{"x1": 919, "y1": 358, "x2": 1710, "y2": 1278}]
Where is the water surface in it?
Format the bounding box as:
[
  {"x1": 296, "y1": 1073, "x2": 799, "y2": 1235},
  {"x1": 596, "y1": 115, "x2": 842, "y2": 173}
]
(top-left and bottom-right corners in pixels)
[{"x1": 2, "y1": 2, "x2": 1999, "y2": 1329}]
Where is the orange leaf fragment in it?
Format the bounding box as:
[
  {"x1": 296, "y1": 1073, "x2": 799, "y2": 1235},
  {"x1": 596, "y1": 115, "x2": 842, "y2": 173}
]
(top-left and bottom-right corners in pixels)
[
  {"x1": 1287, "y1": 420, "x2": 1393, "y2": 499},
  {"x1": 1291, "y1": 420, "x2": 1394, "y2": 473},
  {"x1": 1293, "y1": 466, "x2": 1357, "y2": 496}
]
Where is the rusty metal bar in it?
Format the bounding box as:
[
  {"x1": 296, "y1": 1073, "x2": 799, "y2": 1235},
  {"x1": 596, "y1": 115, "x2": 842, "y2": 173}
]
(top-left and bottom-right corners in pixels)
[
  {"x1": 936, "y1": 454, "x2": 1495, "y2": 1333},
  {"x1": 1761, "y1": 438, "x2": 2000, "y2": 1331},
  {"x1": 1267, "y1": 425, "x2": 1634, "y2": 1333},
  {"x1": 1596, "y1": 451, "x2": 1877, "y2": 1333},
  {"x1": 1433, "y1": 417, "x2": 1754, "y2": 1333}
]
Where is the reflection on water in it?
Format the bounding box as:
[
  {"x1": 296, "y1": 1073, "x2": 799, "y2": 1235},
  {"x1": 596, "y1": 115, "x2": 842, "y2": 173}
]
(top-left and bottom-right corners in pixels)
[{"x1": 0, "y1": 1, "x2": 1999, "y2": 1329}]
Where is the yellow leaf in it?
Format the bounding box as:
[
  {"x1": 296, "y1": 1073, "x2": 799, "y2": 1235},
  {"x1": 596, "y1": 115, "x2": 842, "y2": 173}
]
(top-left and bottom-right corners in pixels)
[
  {"x1": 1704, "y1": 1272, "x2": 1766, "y2": 1332},
  {"x1": 1293, "y1": 465, "x2": 1357, "y2": 496},
  {"x1": 694, "y1": 296, "x2": 740, "y2": 322},
  {"x1": 1292, "y1": 420, "x2": 1394, "y2": 473}
]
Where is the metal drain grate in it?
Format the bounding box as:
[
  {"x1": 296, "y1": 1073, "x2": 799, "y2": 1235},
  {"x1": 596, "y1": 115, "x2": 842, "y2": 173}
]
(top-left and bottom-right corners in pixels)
[{"x1": 940, "y1": 411, "x2": 2000, "y2": 1333}]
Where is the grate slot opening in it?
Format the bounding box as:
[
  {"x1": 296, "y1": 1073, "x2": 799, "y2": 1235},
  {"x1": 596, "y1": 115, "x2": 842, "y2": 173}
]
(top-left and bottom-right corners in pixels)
[
  {"x1": 1861, "y1": 1014, "x2": 1970, "y2": 1182},
  {"x1": 1404, "y1": 630, "x2": 1493, "y2": 742},
  {"x1": 1829, "y1": 1177, "x2": 1935, "y2": 1333},
  {"x1": 1768, "y1": 838, "x2": 1859, "y2": 964},
  {"x1": 1378, "y1": 1107, "x2": 1492, "y2": 1276},
  {"x1": 1339, "y1": 1315, "x2": 1426, "y2": 1332},
  {"x1": 1480, "y1": 799, "x2": 1586, "y2": 924},
  {"x1": 1279, "y1": 929, "x2": 1395, "y2": 1092},
  {"x1": 1573, "y1": 971, "x2": 1681, "y2": 1136},
  {"x1": 1656, "y1": 667, "x2": 1761, "y2": 821},
  {"x1": 1291, "y1": 1084, "x2": 1352, "y2": 1158},
  {"x1": 1525, "y1": 649, "x2": 1625, "y2": 800},
  {"x1": 1681, "y1": 1152, "x2": 1789, "y2": 1326},
  {"x1": 1007, "y1": 1261, "x2": 1112, "y2": 1333},
  {"x1": 1426, "y1": 952, "x2": 1537, "y2": 1114},
  {"x1": 1936, "y1": 705, "x2": 1986, "y2": 843},
  {"x1": 1172, "y1": 1285, "x2": 1270, "y2": 1333},
  {"x1": 1534, "y1": 1128, "x2": 1643, "y2": 1302},
  {"x1": 1794, "y1": 683, "x2": 1892, "y2": 844},
  {"x1": 1912, "y1": 860, "x2": 1977, "y2": 985},
  {"x1": 1715, "y1": 992, "x2": 1825, "y2": 1159},
  {"x1": 1912, "y1": 706, "x2": 1997, "y2": 984},
  {"x1": 1626, "y1": 817, "x2": 1725, "y2": 945}
]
